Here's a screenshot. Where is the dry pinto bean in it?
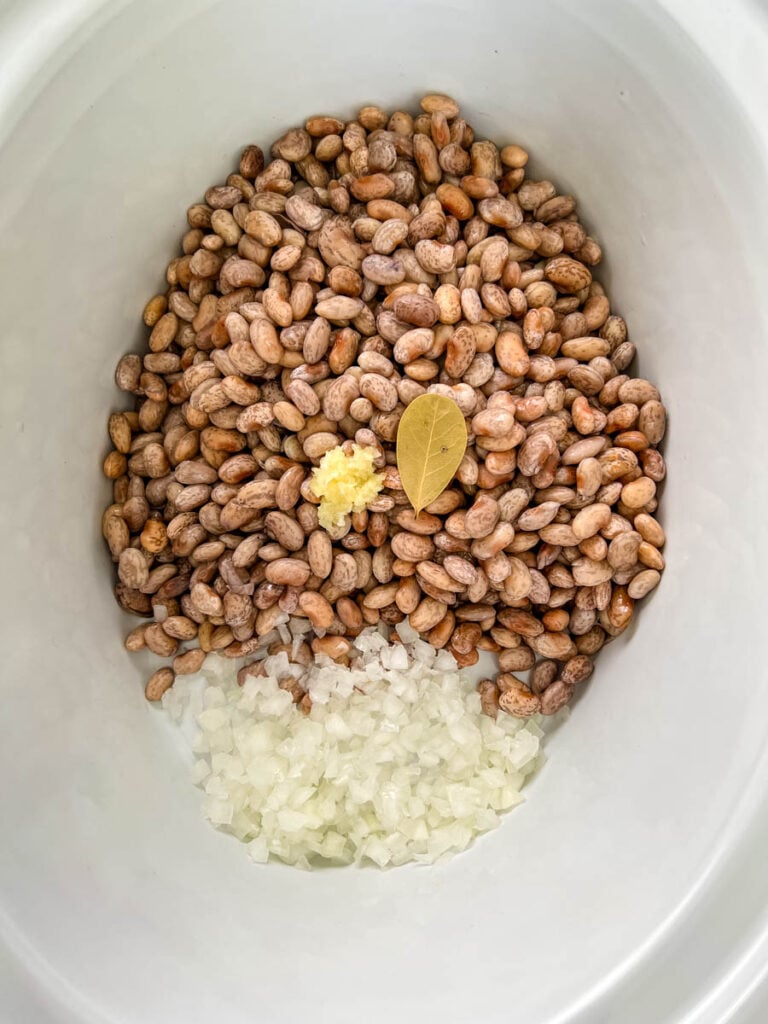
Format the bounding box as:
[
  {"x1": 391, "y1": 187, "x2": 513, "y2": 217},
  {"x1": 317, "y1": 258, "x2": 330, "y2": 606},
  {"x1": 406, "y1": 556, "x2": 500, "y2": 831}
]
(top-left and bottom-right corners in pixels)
[
  {"x1": 572, "y1": 502, "x2": 612, "y2": 540},
  {"x1": 627, "y1": 569, "x2": 661, "y2": 599},
  {"x1": 635, "y1": 513, "x2": 666, "y2": 547},
  {"x1": 607, "y1": 530, "x2": 642, "y2": 570},
  {"x1": 264, "y1": 511, "x2": 305, "y2": 551},
  {"x1": 497, "y1": 678, "x2": 540, "y2": 717},
  {"x1": 495, "y1": 331, "x2": 529, "y2": 377},
  {"x1": 145, "y1": 667, "x2": 175, "y2": 701},
  {"x1": 390, "y1": 531, "x2": 435, "y2": 561},
  {"x1": 359, "y1": 373, "x2": 398, "y2": 411},
  {"x1": 173, "y1": 648, "x2": 207, "y2": 676},
  {"x1": 311, "y1": 635, "x2": 351, "y2": 660},
  {"x1": 471, "y1": 522, "x2": 514, "y2": 559},
  {"x1": 409, "y1": 597, "x2": 448, "y2": 632},
  {"x1": 265, "y1": 558, "x2": 311, "y2": 587},
  {"x1": 539, "y1": 679, "x2": 574, "y2": 715},
  {"x1": 393, "y1": 293, "x2": 439, "y2": 328},
  {"x1": 298, "y1": 591, "x2": 335, "y2": 628},
  {"x1": 464, "y1": 494, "x2": 500, "y2": 538},
  {"x1": 393, "y1": 327, "x2": 433, "y2": 364},
  {"x1": 640, "y1": 448, "x2": 666, "y2": 482},
  {"x1": 528, "y1": 631, "x2": 577, "y2": 660},
  {"x1": 621, "y1": 476, "x2": 656, "y2": 509},
  {"x1": 414, "y1": 239, "x2": 456, "y2": 274}
]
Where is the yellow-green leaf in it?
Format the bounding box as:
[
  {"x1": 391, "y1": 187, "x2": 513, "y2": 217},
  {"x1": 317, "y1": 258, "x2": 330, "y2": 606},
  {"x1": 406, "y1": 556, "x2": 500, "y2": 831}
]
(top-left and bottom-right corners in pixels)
[{"x1": 396, "y1": 394, "x2": 468, "y2": 514}]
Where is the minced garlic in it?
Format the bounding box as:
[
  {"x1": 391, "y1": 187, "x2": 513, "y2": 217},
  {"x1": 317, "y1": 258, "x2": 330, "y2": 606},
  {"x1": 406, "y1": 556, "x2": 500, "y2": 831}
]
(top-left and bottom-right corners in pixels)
[{"x1": 310, "y1": 444, "x2": 385, "y2": 531}]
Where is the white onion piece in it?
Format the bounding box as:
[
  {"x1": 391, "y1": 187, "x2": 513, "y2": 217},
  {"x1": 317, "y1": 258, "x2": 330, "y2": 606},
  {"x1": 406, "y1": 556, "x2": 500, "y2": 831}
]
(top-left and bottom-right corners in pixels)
[{"x1": 277, "y1": 623, "x2": 291, "y2": 645}]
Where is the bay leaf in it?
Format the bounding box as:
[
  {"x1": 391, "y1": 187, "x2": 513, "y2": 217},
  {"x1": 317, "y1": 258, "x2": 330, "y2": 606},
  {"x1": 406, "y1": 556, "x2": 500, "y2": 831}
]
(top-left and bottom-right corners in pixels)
[{"x1": 396, "y1": 393, "x2": 468, "y2": 514}]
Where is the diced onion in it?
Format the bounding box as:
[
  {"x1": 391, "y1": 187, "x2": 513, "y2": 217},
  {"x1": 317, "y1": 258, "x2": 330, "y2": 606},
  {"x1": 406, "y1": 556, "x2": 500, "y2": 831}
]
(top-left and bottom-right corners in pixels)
[{"x1": 164, "y1": 628, "x2": 545, "y2": 868}]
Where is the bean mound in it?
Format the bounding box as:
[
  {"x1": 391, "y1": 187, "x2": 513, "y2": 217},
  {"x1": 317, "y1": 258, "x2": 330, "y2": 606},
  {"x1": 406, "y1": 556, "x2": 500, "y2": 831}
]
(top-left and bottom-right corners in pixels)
[{"x1": 103, "y1": 93, "x2": 667, "y2": 718}]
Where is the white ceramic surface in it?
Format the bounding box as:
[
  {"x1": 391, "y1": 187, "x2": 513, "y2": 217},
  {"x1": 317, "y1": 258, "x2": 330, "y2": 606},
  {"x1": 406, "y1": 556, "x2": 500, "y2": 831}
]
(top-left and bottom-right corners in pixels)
[{"x1": 1, "y1": 1, "x2": 767, "y2": 1021}]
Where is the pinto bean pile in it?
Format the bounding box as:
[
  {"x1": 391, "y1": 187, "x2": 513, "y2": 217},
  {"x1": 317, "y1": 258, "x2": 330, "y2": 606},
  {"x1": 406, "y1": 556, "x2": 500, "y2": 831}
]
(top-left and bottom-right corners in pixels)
[{"x1": 102, "y1": 93, "x2": 667, "y2": 717}]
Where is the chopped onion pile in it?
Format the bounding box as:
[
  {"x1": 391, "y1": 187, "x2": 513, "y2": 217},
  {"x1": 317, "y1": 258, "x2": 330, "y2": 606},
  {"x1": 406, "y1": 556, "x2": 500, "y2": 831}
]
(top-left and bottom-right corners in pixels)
[{"x1": 163, "y1": 623, "x2": 545, "y2": 868}]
